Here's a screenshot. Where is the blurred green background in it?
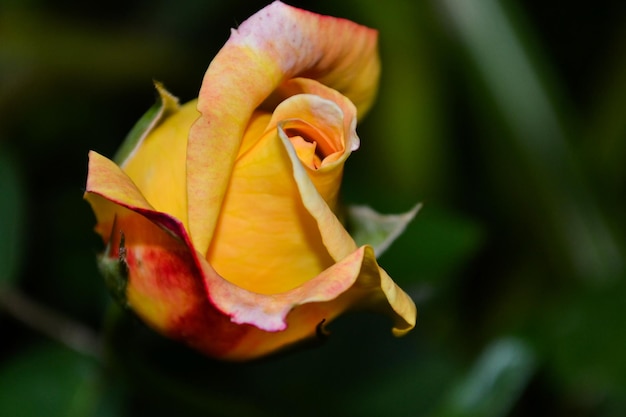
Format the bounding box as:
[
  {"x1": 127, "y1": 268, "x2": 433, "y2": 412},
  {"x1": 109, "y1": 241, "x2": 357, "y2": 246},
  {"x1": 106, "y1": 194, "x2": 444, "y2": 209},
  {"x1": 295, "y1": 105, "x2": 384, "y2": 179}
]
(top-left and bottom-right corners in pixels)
[{"x1": 1, "y1": 0, "x2": 625, "y2": 416}]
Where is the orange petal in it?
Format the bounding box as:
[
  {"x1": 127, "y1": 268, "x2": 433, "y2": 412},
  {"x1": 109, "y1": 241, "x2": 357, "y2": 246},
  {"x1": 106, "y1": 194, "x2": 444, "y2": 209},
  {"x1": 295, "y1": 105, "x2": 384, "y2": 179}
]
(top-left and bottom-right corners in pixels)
[
  {"x1": 269, "y1": 87, "x2": 357, "y2": 211},
  {"x1": 187, "y1": 1, "x2": 380, "y2": 254}
]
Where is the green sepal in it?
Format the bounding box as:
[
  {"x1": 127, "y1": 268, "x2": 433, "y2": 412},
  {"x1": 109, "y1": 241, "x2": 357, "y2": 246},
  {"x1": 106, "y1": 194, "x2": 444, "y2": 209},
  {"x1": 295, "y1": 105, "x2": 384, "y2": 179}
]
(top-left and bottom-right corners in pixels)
[
  {"x1": 113, "y1": 81, "x2": 181, "y2": 166},
  {"x1": 97, "y1": 232, "x2": 129, "y2": 309},
  {"x1": 346, "y1": 203, "x2": 421, "y2": 257}
]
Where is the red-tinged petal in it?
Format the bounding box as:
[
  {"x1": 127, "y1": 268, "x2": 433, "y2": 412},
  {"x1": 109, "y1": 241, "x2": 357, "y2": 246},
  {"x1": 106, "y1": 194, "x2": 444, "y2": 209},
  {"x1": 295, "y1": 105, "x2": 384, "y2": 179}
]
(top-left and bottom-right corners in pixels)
[
  {"x1": 92, "y1": 200, "x2": 253, "y2": 357},
  {"x1": 84, "y1": 151, "x2": 185, "y2": 243},
  {"x1": 85, "y1": 152, "x2": 245, "y2": 352},
  {"x1": 187, "y1": 1, "x2": 380, "y2": 254}
]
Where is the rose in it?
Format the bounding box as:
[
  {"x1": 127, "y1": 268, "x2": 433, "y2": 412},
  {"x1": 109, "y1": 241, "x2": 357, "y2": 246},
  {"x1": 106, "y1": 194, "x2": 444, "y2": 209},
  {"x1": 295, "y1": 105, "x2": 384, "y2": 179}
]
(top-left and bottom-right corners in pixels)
[{"x1": 85, "y1": 1, "x2": 417, "y2": 361}]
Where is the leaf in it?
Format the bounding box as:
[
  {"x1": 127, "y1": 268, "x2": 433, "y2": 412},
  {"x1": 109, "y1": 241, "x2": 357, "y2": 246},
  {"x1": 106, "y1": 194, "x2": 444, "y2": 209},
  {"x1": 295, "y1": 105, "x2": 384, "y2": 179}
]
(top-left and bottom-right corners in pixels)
[
  {"x1": 347, "y1": 203, "x2": 421, "y2": 257},
  {"x1": 113, "y1": 81, "x2": 180, "y2": 166}
]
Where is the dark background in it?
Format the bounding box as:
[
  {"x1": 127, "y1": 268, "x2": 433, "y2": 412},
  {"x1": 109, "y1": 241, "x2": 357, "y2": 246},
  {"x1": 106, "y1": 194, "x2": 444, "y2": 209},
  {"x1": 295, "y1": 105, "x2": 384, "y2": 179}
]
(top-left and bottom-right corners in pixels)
[{"x1": 1, "y1": 0, "x2": 625, "y2": 416}]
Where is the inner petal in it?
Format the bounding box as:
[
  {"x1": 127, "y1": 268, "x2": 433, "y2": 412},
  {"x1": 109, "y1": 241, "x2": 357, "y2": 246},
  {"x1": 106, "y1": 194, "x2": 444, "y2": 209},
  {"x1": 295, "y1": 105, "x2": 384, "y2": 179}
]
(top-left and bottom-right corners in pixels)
[
  {"x1": 271, "y1": 94, "x2": 354, "y2": 211},
  {"x1": 284, "y1": 119, "x2": 343, "y2": 170},
  {"x1": 290, "y1": 135, "x2": 322, "y2": 169}
]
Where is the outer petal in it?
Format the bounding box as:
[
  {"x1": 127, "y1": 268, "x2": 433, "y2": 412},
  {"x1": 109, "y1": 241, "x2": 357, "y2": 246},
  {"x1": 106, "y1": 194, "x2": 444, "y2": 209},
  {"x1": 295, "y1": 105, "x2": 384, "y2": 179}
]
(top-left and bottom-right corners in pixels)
[
  {"x1": 84, "y1": 152, "x2": 215, "y2": 333},
  {"x1": 187, "y1": 1, "x2": 380, "y2": 253},
  {"x1": 204, "y1": 245, "x2": 412, "y2": 360}
]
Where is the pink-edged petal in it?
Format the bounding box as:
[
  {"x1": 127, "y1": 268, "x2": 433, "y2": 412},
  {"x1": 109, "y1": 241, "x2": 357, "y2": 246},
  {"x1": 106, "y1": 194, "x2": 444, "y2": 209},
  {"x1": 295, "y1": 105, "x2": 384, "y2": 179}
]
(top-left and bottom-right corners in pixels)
[
  {"x1": 85, "y1": 151, "x2": 186, "y2": 241},
  {"x1": 187, "y1": 1, "x2": 380, "y2": 254},
  {"x1": 203, "y1": 245, "x2": 415, "y2": 360}
]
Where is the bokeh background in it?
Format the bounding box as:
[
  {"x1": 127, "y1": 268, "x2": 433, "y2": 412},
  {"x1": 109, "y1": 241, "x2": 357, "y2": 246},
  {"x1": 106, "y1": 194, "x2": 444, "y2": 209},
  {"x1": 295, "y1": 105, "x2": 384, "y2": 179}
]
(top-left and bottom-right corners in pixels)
[{"x1": 1, "y1": 0, "x2": 625, "y2": 416}]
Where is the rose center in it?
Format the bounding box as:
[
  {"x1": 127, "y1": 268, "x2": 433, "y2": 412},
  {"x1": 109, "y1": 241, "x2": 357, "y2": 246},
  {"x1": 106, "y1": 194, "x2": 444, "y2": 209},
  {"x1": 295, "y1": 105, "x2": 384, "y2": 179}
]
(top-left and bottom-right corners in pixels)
[{"x1": 283, "y1": 120, "x2": 341, "y2": 170}]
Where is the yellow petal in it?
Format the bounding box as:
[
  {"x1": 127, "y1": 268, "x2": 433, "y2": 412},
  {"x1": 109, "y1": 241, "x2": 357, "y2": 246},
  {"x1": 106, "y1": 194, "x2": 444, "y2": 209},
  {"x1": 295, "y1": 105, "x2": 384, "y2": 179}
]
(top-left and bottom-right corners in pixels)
[
  {"x1": 85, "y1": 151, "x2": 189, "y2": 248},
  {"x1": 207, "y1": 91, "x2": 356, "y2": 295},
  {"x1": 206, "y1": 110, "x2": 335, "y2": 294},
  {"x1": 187, "y1": 1, "x2": 380, "y2": 254},
  {"x1": 121, "y1": 100, "x2": 199, "y2": 229},
  {"x1": 85, "y1": 151, "x2": 155, "y2": 242}
]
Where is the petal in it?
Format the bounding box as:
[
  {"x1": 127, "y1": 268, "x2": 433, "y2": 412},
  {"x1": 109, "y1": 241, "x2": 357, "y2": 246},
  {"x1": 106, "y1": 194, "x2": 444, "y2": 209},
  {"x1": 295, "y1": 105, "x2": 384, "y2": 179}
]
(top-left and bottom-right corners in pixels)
[
  {"x1": 90, "y1": 196, "x2": 252, "y2": 357},
  {"x1": 206, "y1": 110, "x2": 335, "y2": 295},
  {"x1": 187, "y1": 1, "x2": 380, "y2": 253},
  {"x1": 277, "y1": 123, "x2": 418, "y2": 338},
  {"x1": 207, "y1": 91, "x2": 357, "y2": 295},
  {"x1": 85, "y1": 152, "x2": 248, "y2": 355},
  {"x1": 121, "y1": 99, "x2": 199, "y2": 229},
  {"x1": 85, "y1": 151, "x2": 188, "y2": 247},
  {"x1": 270, "y1": 91, "x2": 356, "y2": 210},
  {"x1": 204, "y1": 245, "x2": 416, "y2": 360}
]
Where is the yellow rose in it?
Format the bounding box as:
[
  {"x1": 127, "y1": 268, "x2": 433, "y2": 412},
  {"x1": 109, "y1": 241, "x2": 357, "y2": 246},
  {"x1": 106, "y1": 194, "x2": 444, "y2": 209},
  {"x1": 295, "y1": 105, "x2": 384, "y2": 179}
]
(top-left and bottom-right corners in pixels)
[{"x1": 85, "y1": 1, "x2": 417, "y2": 361}]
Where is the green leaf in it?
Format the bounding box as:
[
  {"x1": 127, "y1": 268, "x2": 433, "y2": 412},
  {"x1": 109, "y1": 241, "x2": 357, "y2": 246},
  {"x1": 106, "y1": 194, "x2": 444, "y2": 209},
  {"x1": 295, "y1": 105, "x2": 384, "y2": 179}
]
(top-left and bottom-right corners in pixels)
[
  {"x1": 435, "y1": 338, "x2": 536, "y2": 417},
  {"x1": 347, "y1": 203, "x2": 421, "y2": 257},
  {"x1": 0, "y1": 146, "x2": 25, "y2": 288},
  {"x1": 113, "y1": 81, "x2": 180, "y2": 166},
  {"x1": 0, "y1": 343, "x2": 101, "y2": 417}
]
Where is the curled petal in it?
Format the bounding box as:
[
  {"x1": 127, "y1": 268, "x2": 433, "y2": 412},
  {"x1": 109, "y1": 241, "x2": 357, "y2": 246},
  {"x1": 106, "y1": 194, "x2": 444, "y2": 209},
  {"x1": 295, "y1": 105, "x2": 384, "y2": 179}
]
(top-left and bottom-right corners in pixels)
[
  {"x1": 204, "y1": 245, "x2": 415, "y2": 360},
  {"x1": 276, "y1": 111, "x2": 417, "y2": 339},
  {"x1": 187, "y1": 1, "x2": 380, "y2": 253},
  {"x1": 270, "y1": 90, "x2": 356, "y2": 209}
]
